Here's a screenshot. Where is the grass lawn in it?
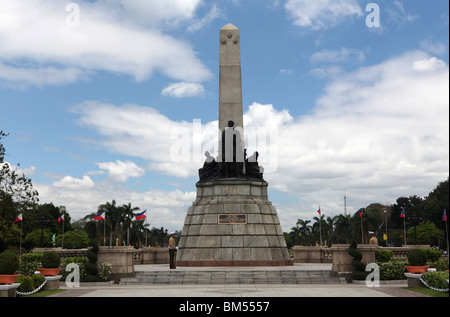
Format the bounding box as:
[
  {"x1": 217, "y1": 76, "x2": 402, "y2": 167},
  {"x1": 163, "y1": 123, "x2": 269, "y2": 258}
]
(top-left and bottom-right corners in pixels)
[
  {"x1": 20, "y1": 289, "x2": 66, "y2": 297},
  {"x1": 405, "y1": 287, "x2": 449, "y2": 297}
]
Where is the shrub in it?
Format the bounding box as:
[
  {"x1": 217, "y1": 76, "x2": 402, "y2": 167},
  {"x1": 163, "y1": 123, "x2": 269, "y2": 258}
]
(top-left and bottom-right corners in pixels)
[
  {"x1": 0, "y1": 250, "x2": 19, "y2": 274},
  {"x1": 407, "y1": 248, "x2": 427, "y2": 266},
  {"x1": 375, "y1": 250, "x2": 394, "y2": 263},
  {"x1": 32, "y1": 273, "x2": 45, "y2": 290},
  {"x1": 348, "y1": 241, "x2": 367, "y2": 280},
  {"x1": 61, "y1": 257, "x2": 87, "y2": 282},
  {"x1": 421, "y1": 271, "x2": 449, "y2": 290},
  {"x1": 84, "y1": 262, "x2": 98, "y2": 277},
  {"x1": 425, "y1": 249, "x2": 442, "y2": 263},
  {"x1": 98, "y1": 262, "x2": 112, "y2": 281},
  {"x1": 18, "y1": 253, "x2": 43, "y2": 276},
  {"x1": 378, "y1": 260, "x2": 407, "y2": 280},
  {"x1": 86, "y1": 249, "x2": 98, "y2": 265},
  {"x1": 41, "y1": 251, "x2": 61, "y2": 268},
  {"x1": 432, "y1": 257, "x2": 449, "y2": 271},
  {"x1": 16, "y1": 275, "x2": 34, "y2": 293}
]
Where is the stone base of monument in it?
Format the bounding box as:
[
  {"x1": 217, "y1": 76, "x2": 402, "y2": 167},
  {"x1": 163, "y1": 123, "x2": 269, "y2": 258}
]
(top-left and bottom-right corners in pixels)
[{"x1": 177, "y1": 179, "x2": 293, "y2": 266}]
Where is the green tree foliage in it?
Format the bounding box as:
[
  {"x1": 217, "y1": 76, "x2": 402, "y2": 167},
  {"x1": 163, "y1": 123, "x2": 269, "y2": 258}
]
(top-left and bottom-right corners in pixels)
[
  {"x1": 286, "y1": 178, "x2": 448, "y2": 248},
  {"x1": 407, "y1": 221, "x2": 441, "y2": 245},
  {"x1": 0, "y1": 130, "x2": 8, "y2": 163}
]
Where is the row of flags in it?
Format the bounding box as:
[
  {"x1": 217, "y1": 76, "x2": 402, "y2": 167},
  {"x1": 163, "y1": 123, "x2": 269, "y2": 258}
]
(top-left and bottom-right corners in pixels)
[
  {"x1": 94, "y1": 210, "x2": 147, "y2": 221},
  {"x1": 13, "y1": 209, "x2": 149, "y2": 224},
  {"x1": 314, "y1": 207, "x2": 447, "y2": 221}
]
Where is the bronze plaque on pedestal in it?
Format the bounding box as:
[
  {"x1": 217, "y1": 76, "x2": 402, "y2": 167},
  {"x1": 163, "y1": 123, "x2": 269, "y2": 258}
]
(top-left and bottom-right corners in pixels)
[{"x1": 218, "y1": 214, "x2": 247, "y2": 224}]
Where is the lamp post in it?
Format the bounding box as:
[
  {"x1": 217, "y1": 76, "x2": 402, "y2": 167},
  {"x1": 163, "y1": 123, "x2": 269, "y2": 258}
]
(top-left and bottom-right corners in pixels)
[{"x1": 34, "y1": 214, "x2": 50, "y2": 248}]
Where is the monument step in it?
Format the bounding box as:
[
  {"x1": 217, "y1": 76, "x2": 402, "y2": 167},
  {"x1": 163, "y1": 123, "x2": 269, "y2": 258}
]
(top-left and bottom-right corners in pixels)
[{"x1": 119, "y1": 269, "x2": 346, "y2": 285}]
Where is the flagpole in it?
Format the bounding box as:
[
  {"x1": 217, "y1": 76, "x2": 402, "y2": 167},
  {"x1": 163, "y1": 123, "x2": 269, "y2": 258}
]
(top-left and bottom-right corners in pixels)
[
  {"x1": 319, "y1": 206, "x2": 322, "y2": 246},
  {"x1": 104, "y1": 216, "x2": 106, "y2": 247},
  {"x1": 403, "y1": 210, "x2": 407, "y2": 246},
  {"x1": 445, "y1": 219, "x2": 448, "y2": 256},
  {"x1": 361, "y1": 214, "x2": 364, "y2": 244},
  {"x1": 62, "y1": 210, "x2": 65, "y2": 249},
  {"x1": 19, "y1": 218, "x2": 23, "y2": 258},
  {"x1": 444, "y1": 209, "x2": 448, "y2": 256}
]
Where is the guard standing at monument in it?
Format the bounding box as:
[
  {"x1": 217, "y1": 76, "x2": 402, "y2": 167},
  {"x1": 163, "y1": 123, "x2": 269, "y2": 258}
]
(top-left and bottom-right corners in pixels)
[
  {"x1": 169, "y1": 233, "x2": 177, "y2": 269},
  {"x1": 369, "y1": 232, "x2": 379, "y2": 245}
]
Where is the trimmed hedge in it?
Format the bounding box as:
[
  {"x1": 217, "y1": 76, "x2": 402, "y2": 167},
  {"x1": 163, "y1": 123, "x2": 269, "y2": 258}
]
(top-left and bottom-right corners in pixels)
[{"x1": 0, "y1": 250, "x2": 19, "y2": 274}]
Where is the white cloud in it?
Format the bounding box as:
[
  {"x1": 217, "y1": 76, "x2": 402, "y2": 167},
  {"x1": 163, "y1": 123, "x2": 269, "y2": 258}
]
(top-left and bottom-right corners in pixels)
[
  {"x1": 186, "y1": 5, "x2": 221, "y2": 32},
  {"x1": 101, "y1": 0, "x2": 202, "y2": 27},
  {"x1": 0, "y1": 62, "x2": 88, "y2": 89},
  {"x1": 420, "y1": 39, "x2": 447, "y2": 56},
  {"x1": 0, "y1": 0, "x2": 212, "y2": 88},
  {"x1": 285, "y1": 0, "x2": 362, "y2": 30},
  {"x1": 310, "y1": 47, "x2": 366, "y2": 64},
  {"x1": 161, "y1": 82, "x2": 206, "y2": 98},
  {"x1": 96, "y1": 160, "x2": 145, "y2": 182},
  {"x1": 36, "y1": 180, "x2": 196, "y2": 231},
  {"x1": 386, "y1": 1, "x2": 419, "y2": 25},
  {"x1": 53, "y1": 175, "x2": 95, "y2": 190},
  {"x1": 71, "y1": 51, "x2": 448, "y2": 200},
  {"x1": 39, "y1": 50, "x2": 449, "y2": 231}
]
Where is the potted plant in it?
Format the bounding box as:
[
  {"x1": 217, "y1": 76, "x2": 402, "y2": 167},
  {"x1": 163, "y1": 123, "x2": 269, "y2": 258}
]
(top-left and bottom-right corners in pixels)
[
  {"x1": 0, "y1": 251, "x2": 20, "y2": 285},
  {"x1": 405, "y1": 248, "x2": 429, "y2": 274},
  {"x1": 38, "y1": 251, "x2": 61, "y2": 276}
]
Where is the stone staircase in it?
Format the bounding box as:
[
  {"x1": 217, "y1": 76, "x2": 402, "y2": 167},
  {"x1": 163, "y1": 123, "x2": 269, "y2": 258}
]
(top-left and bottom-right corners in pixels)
[{"x1": 120, "y1": 269, "x2": 346, "y2": 285}]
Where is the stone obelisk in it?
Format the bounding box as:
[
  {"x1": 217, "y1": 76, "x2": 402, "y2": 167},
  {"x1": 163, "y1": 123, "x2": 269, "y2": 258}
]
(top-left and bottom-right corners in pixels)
[
  {"x1": 176, "y1": 24, "x2": 292, "y2": 267},
  {"x1": 219, "y1": 23, "x2": 244, "y2": 134}
]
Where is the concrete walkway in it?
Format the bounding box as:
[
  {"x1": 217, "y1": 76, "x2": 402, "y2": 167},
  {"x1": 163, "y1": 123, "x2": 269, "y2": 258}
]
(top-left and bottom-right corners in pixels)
[
  {"x1": 49, "y1": 263, "x2": 429, "y2": 298},
  {"x1": 52, "y1": 283, "x2": 426, "y2": 297}
]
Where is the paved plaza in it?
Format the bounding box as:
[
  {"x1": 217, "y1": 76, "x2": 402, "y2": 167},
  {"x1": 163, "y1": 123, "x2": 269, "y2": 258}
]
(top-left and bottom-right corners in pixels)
[
  {"x1": 51, "y1": 283, "x2": 426, "y2": 298},
  {"x1": 49, "y1": 264, "x2": 429, "y2": 298}
]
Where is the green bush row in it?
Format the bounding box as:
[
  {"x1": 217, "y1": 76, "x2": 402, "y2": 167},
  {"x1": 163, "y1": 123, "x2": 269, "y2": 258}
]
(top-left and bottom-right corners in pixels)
[{"x1": 421, "y1": 271, "x2": 449, "y2": 290}]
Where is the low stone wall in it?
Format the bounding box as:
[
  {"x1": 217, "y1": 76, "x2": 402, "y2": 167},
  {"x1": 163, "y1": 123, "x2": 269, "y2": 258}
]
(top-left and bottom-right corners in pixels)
[
  {"x1": 33, "y1": 247, "x2": 170, "y2": 283},
  {"x1": 292, "y1": 244, "x2": 432, "y2": 278},
  {"x1": 33, "y1": 247, "x2": 88, "y2": 260},
  {"x1": 292, "y1": 246, "x2": 332, "y2": 263},
  {"x1": 330, "y1": 244, "x2": 378, "y2": 276}
]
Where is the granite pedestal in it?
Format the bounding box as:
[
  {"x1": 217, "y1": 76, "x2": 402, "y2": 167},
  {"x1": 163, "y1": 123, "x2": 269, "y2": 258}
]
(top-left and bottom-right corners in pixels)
[{"x1": 177, "y1": 179, "x2": 292, "y2": 266}]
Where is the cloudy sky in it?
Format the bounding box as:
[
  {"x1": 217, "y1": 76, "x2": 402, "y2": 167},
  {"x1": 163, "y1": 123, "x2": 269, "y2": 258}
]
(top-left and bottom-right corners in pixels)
[{"x1": 1, "y1": 0, "x2": 448, "y2": 232}]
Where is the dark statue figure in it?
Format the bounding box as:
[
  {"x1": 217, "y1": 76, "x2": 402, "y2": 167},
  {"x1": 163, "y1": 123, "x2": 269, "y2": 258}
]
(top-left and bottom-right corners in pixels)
[{"x1": 198, "y1": 120, "x2": 264, "y2": 182}]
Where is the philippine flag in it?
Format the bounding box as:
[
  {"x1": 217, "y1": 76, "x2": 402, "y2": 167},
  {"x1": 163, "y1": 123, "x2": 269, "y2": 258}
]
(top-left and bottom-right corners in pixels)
[
  {"x1": 58, "y1": 214, "x2": 64, "y2": 224},
  {"x1": 136, "y1": 210, "x2": 147, "y2": 220},
  {"x1": 94, "y1": 211, "x2": 105, "y2": 221},
  {"x1": 317, "y1": 208, "x2": 321, "y2": 215},
  {"x1": 400, "y1": 209, "x2": 405, "y2": 218},
  {"x1": 14, "y1": 214, "x2": 22, "y2": 223},
  {"x1": 359, "y1": 208, "x2": 363, "y2": 218},
  {"x1": 443, "y1": 209, "x2": 447, "y2": 222}
]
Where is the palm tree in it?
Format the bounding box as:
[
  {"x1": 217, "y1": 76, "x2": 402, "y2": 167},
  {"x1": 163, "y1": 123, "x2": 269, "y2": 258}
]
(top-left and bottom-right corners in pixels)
[
  {"x1": 289, "y1": 226, "x2": 302, "y2": 247},
  {"x1": 83, "y1": 212, "x2": 105, "y2": 245},
  {"x1": 312, "y1": 215, "x2": 327, "y2": 245},
  {"x1": 325, "y1": 216, "x2": 336, "y2": 246},
  {"x1": 98, "y1": 200, "x2": 122, "y2": 246},
  {"x1": 120, "y1": 203, "x2": 140, "y2": 245},
  {"x1": 334, "y1": 214, "x2": 352, "y2": 243},
  {"x1": 296, "y1": 219, "x2": 312, "y2": 245}
]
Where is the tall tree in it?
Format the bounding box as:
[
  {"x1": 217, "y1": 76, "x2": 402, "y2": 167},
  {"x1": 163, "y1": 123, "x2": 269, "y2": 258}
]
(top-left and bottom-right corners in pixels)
[{"x1": 0, "y1": 130, "x2": 8, "y2": 163}]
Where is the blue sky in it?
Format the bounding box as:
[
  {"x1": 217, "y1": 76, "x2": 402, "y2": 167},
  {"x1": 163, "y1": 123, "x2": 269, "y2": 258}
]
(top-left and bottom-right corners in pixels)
[{"x1": 1, "y1": 0, "x2": 448, "y2": 232}]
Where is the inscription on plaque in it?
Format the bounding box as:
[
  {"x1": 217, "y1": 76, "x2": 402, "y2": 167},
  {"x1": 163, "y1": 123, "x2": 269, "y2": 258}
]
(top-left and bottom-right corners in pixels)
[
  {"x1": 218, "y1": 214, "x2": 247, "y2": 224},
  {"x1": 222, "y1": 186, "x2": 239, "y2": 194}
]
